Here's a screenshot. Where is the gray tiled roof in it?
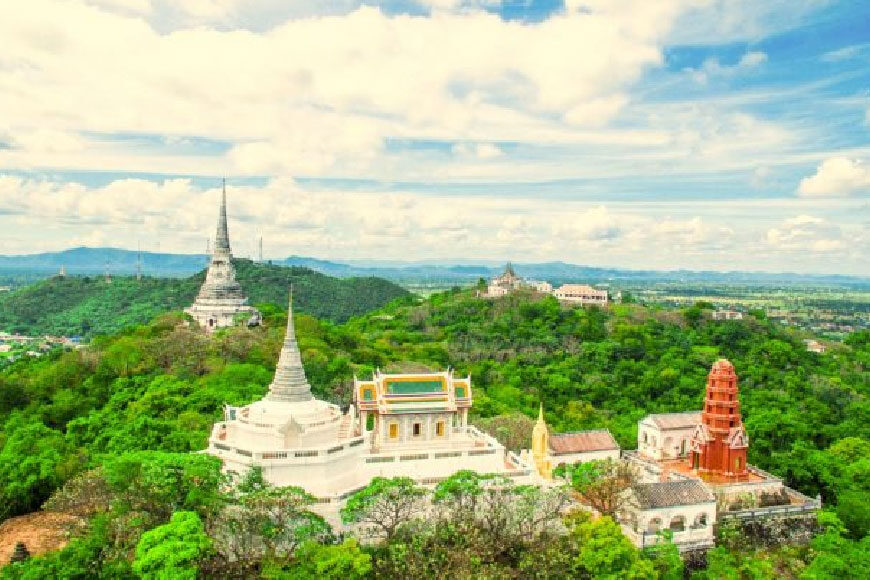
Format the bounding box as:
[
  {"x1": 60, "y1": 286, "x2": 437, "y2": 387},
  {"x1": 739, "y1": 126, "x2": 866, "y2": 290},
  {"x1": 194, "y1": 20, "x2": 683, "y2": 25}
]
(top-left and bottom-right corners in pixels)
[
  {"x1": 645, "y1": 412, "x2": 701, "y2": 430},
  {"x1": 632, "y1": 480, "x2": 715, "y2": 509}
]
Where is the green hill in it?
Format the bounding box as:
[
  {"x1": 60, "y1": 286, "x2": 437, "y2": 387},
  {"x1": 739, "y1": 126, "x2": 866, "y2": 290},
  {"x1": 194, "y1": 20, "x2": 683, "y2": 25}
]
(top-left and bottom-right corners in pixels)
[
  {"x1": 0, "y1": 289, "x2": 867, "y2": 576},
  {"x1": 0, "y1": 259, "x2": 410, "y2": 337}
]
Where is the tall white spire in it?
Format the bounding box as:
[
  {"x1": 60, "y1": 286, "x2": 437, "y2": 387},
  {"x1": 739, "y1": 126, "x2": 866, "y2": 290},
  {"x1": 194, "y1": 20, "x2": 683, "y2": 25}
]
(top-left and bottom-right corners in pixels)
[
  {"x1": 267, "y1": 287, "x2": 313, "y2": 402},
  {"x1": 214, "y1": 178, "x2": 231, "y2": 256}
]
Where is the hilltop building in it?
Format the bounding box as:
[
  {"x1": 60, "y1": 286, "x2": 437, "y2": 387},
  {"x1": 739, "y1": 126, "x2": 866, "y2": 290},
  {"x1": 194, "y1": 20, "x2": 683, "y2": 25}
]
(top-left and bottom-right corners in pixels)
[
  {"x1": 185, "y1": 181, "x2": 260, "y2": 332},
  {"x1": 621, "y1": 359, "x2": 819, "y2": 551},
  {"x1": 638, "y1": 412, "x2": 700, "y2": 461},
  {"x1": 804, "y1": 339, "x2": 827, "y2": 354},
  {"x1": 712, "y1": 310, "x2": 743, "y2": 321},
  {"x1": 621, "y1": 480, "x2": 717, "y2": 550},
  {"x1": 205, "y1": 295, "x2": 535, "y2": 510},
  {"x1": 553, "y1": 284, "x2": 608, "y2": 306},
  {"x1": 481, "y1": 263, "x2": 609, "y2": 304},
  {"x1": 480, "y1": 262, "x2": 525, "y2": 297}
]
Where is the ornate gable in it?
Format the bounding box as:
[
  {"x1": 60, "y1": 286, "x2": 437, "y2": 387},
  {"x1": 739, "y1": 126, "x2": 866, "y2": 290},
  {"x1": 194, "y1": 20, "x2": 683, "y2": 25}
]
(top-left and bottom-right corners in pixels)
[
  {"x1": 690, "y1": 423, "x2": 712, "y2": 452},
  {"x1": 726, "y1": 425, "x2": 749, "y2": 449}
]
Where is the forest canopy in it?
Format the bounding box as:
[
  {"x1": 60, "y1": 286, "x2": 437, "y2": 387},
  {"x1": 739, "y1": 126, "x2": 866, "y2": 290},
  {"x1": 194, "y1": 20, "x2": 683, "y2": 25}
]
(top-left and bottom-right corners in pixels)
[{"x1": 0, "y1": 288, "x2": 867, "y2": 577}]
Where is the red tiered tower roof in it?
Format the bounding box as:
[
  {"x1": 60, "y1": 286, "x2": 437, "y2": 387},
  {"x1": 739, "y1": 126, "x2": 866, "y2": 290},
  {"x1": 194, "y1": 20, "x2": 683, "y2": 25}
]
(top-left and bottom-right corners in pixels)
[{"x1": 689, "y1": 359, "x2": 749, "y2": 478}]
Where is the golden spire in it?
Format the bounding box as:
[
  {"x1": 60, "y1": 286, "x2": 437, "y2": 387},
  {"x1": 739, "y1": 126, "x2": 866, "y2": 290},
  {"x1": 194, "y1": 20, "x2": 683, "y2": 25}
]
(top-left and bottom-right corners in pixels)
[{"x1": 532, "y1": 402, "x2": 551, "y2": 480}]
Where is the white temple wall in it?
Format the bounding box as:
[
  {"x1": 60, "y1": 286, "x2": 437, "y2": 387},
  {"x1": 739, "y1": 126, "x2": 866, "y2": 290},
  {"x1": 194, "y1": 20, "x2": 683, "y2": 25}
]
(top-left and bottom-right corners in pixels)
[
  {"x1": 361, "y1": 447, "x2": 507, "y2": 481},
  {"x1": 622, "y1": 501, "x2": 716, "y2": 550},
  {"x1": 638, "y1": 423, "x2": 694, "y2": 460},
  {"x1": 377, "y1": 412, "x2": 455, "y2": 449}
]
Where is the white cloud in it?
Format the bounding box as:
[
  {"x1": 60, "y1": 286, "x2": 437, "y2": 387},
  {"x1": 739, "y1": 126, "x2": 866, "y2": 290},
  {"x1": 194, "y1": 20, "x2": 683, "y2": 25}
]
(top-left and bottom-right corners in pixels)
[
  {"x1": 667, "y1": 0, "x2": 827, "y2": 45},
  {"x1": 821, "y1": 43, "x2": 867, "y2": 62},
  {"x1": 686, "y1": 50, "x2": 767, "y2": 84},
  {"x1": 751, "y1": 165, "x2": 771, "y2": 188},
  {"x1": 798, "y1": 157, "x2": 870, "y2": 197},
  {"x1": 766, "y1": 214, "x2": 846, "y2": 252},
  {"x1": 738, "y1": 51, "x2": 767, "y2": 67},
  {"x1": 1, "y1": 175, "x2": 866, "y2": 273},
  {"x1": 0, "y1": 0, "x2": 678, "y2": 178},
  {"x1": 452, "y1": 142, "x2": 503, "y2": 159}
]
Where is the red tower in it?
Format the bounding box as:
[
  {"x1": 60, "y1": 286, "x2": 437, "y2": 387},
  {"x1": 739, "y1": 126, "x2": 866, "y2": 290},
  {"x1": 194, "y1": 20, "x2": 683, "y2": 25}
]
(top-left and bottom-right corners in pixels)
[{"x1": 690, "y1": 359, "x2": 748, "y2": 478}]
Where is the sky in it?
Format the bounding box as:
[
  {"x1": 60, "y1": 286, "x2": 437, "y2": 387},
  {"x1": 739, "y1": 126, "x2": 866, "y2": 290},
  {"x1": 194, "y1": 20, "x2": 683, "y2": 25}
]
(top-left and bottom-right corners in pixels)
[{"x1": 0, "y1": 0, "x2": 868, "y2": 275}]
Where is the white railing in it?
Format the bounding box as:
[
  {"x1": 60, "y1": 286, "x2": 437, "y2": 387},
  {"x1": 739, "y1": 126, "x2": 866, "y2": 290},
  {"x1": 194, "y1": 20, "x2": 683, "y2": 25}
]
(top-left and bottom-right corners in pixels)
[
  {"x1": 363, "y1": 447, "x2": 500, "y2": 465},
  {"x1": 210, "y1": 435, "x2": 366, "y2": 464}
]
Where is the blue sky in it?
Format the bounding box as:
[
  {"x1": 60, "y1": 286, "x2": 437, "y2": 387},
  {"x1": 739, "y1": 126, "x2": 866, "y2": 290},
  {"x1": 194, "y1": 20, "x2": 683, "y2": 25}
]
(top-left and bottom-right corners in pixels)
[{"x1": 0, "y1": 0, "x2": 867, "y2": 274}]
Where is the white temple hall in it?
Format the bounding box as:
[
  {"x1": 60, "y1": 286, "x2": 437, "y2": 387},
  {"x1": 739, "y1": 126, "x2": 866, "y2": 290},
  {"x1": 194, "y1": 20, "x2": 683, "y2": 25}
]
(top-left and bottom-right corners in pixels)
[
  {"x1": 185, "y1": 180, "x2": 260, "y2": 332},
  {"x1": 206, "y1": 295, "x2": 536, "y2": 511}
]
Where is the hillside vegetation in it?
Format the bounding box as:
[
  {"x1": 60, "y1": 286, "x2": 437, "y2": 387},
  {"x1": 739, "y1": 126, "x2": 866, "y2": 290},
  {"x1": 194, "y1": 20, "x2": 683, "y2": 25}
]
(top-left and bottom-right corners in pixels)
[
  {"x1": 0, "y1": 289, "x2": 867, "y2": 577},
  {"x1": 0, "y1": 260, "x2": 410, "y2": 337}
]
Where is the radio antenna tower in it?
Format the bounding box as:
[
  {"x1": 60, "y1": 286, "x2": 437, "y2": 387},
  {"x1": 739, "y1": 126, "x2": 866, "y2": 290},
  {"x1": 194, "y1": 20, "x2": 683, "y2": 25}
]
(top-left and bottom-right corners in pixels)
[
  {"x1": 104, "y1": 260, "x2": 112, "y2": 284},
  {"x1": 136, "y1": 241, "x2": 143, "y2": 281}
]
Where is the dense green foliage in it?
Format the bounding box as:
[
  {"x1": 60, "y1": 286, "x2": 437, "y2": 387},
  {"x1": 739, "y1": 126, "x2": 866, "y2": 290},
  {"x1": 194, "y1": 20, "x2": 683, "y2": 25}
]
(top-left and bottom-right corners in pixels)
[
  {"x1": 132, "y1": 511, "x2": 212, "y2": 580},
  {"x1": 0, "y1": 287, "x2": 867, "y2": 577},
  {"x1": 0, "y1": 259, "x2": 409, "y2": 338}
]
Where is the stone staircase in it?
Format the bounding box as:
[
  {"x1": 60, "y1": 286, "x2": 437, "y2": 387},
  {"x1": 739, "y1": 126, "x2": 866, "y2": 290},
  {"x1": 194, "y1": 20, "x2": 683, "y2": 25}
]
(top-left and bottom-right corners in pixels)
[{"x1": 337, "y1": 414, "x2": 352, "y2": 440}]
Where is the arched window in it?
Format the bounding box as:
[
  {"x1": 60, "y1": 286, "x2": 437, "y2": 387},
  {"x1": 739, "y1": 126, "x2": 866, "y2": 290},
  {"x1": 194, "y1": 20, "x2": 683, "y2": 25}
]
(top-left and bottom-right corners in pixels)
[
  {"x1": 647, "y1": 518, "x2": 662, "y2": 533},
  {"x1": 669, "y1": 515, "x2": 686, "y2": 532},
  {"x1": 735, "y1": 456, "x2": 742, "y2": 471},
  {"x1": 643, "y1": 432, "x2": 648, "y2": 444},
  {"x1": 693, "y1": 513, "x2": 708, "y2": 528}
]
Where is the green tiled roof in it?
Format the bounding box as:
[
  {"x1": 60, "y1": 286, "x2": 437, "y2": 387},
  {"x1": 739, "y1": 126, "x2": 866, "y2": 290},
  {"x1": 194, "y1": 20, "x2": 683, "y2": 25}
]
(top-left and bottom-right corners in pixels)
[{"x1": 385, "y1": 379, "x2": 444, "y2": 394}]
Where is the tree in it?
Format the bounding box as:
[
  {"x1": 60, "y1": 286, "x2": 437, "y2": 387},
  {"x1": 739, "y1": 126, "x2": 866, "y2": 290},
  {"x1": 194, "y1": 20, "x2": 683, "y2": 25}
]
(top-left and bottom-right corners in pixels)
[
  {"x1": 474, "y1": 413, "x2": 534, "y2": 451},
  {"x1": 568, "y1": 514, "x2": 656, "y2": 580},
  {"x1": 643, "y1": 531, "x2": 683, "y2": 580},
  {"x1": 557, "y1": 458, "x2": 638, "y2": 517},
  {"x1": 432, "y1": 470, "x2": 504, "y2": 519},
  {"x1": 341, "y1": 477, "x2": 426, "y2": 540},
  {"x1": 101, "y1": 451, "x2": 224, "y2": 522},
  {"x1": 211, "y1": 486, "x2": 332, "y2": 563},
  {"x1": 41, "y1": 467, "x2": 113, "y2": 518},
  {"x1": 800, "y1": 511, "x2": 870, "y2": 580},
  {"x1": 132, "y1": 511, "x2": 212, "y2": 580},
  {"x1": 264, "y1": 539, "x2": 372, "y2": 579},
  {"x1": 0, "y1": 421, "x2": 80, "y2": 520}
]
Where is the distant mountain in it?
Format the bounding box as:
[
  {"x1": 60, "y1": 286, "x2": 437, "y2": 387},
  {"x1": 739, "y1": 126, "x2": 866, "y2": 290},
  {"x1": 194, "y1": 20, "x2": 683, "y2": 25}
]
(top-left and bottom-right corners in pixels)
[
  {"x1": 0, "y1": 260, "x2": 410, "y2": 338},
  {"x1": 1, "y1": 248, "x2": 867, "y2": 286},
  {"x1": 0, "y1": 247, "x2": 208, "y2": 276}
]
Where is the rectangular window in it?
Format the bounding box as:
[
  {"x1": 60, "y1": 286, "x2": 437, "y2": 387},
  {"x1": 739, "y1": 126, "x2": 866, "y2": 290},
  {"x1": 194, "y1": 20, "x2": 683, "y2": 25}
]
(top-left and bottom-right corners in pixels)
[
  {"x1": 413, "y1": 423, "x2": 422, "y2": 436},
  {"x1": 389, "y1": 423, "x2": 398, "y2": 439},
  {"x1": 436, "y1": 421, "x2": 445, "y2": 436}
]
